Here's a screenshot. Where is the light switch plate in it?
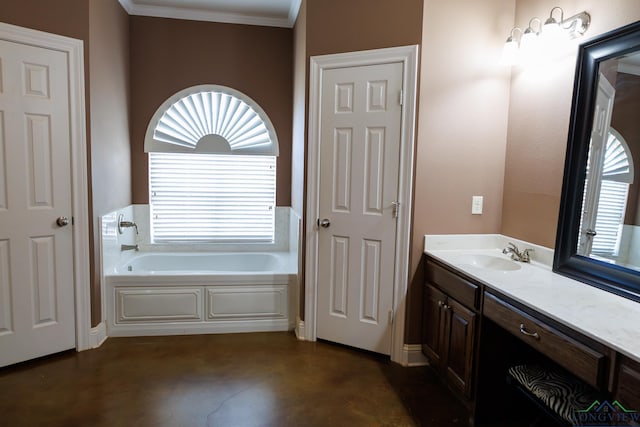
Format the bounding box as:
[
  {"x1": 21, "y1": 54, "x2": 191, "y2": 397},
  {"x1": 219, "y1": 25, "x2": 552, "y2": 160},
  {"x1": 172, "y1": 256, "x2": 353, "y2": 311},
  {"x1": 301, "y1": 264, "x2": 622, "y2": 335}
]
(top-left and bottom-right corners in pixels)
[{"x1": 472, "y1": 196, "x2": 483, "y2": 215}]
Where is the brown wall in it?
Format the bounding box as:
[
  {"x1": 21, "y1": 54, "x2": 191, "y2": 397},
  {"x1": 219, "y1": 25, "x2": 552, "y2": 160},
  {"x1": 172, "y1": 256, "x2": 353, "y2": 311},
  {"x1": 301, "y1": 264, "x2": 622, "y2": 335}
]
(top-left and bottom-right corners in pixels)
[
  {"x1": 88, "y1": 0, "x2": 131, "y2": 325},
  {"x1": 407, "y1": 0, "x2": 515, "y2": 343},
  {"x1": 502, "y1": 0, "x2": 640, "y2": 248},
  {"x1": 610, "y1": 73, "x2": 640, "y2": 225},
  {"x1": 130, "y1": 17, "x2": 293, "y2": 206},
  {"x1": 291, "y1": 0, "x2": 307, "y2": 218},
  {"x1": 0, "y1": 0, "x2": 90, "y2": 42},
  {"x1": 306, "y1": 0, "x2": 423, "y2": 57},
  {"x1": 292, "y1": 1, "x2": 308, "y2": 321}
]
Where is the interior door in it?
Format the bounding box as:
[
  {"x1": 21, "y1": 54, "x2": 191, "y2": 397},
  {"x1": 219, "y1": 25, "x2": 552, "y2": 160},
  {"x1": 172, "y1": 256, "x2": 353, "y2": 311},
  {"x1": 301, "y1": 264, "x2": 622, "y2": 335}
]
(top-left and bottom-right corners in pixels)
[
  {"x1": 0, "y1": 39, "x2": 76, "y2": 367},
  {"x1": 579, "y1": 73, "x2": 616, "y2": 255},
  {"x1": 316, "y1": 62, "x2": 403, "y2": 355}
]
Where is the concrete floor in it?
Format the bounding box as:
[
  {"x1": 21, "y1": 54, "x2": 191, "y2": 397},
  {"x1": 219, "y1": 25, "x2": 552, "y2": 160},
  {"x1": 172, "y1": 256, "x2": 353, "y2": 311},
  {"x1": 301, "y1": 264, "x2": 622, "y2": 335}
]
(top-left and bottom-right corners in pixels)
[{"x1": 0, "y1": 332, "x2": 468, "y2": 427}]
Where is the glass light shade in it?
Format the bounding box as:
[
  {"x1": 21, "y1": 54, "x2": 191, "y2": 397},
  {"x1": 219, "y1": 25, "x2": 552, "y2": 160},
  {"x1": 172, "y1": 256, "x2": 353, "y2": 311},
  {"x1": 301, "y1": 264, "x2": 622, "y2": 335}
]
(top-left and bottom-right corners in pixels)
[
  {"x1": 520, "y1": 29, "x2": 538, "y2": 50},
  {"x1": 542, "y1": 18, "x2": 563, "y2": 41},
  {"x1": 502, "y1": 38, "x2": 519, "y2": 65}
]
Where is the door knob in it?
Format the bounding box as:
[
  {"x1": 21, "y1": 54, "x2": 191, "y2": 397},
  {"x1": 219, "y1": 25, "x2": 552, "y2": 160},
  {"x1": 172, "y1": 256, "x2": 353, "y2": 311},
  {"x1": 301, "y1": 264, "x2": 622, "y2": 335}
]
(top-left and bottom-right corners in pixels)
[
  {"x1": 56, "y1": 216, "x2": 70, "y2": 227},
  {"x1": 317, "y1": 218, "x2": 331, "y2": 228}
]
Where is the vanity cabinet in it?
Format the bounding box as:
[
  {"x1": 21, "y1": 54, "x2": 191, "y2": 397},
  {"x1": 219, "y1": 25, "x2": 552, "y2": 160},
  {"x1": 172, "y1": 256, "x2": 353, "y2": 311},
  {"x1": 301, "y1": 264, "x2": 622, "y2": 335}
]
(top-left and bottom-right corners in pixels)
[
  {"x1": 422, "y1": 259, "x2": 479, "y2": 399},
  {"x1": 613, "y1": 356, "x2": 640, "y2": 411}
]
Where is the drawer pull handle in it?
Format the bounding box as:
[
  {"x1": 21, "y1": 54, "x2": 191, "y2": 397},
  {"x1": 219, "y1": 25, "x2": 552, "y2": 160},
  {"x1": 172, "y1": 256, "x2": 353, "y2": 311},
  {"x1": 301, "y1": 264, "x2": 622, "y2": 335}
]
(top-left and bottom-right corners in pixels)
[{"x1": 519, "y1": 324, "x2": 540, "y2": 340}]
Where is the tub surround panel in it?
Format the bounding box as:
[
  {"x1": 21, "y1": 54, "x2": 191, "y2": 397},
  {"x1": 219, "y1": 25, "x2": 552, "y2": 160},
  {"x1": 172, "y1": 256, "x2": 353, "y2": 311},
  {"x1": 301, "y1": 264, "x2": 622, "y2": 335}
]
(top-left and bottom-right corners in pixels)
[
  {"x1": 619, "y1": 225, "x2": 640, "y2": 268},
  {"x1": 117, "y1": 288, "x2": 203, "y2": 323},
  {"x1": 424, "y1": 234, "x2": 640, "y2": 363},
  {"x1": 100, "y1": 205, "x2": 138, "y2": 277},
  {"x1": 206, "y1": 285, "x2": 288, "y2": 320},
  {"x1": 128, "y1": 205, "x2": 292, "y2": 253}
]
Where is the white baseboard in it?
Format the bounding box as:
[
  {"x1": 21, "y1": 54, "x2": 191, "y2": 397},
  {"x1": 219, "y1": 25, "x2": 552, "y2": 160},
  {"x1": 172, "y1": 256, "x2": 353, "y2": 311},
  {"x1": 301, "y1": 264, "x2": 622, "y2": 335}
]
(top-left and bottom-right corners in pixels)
[
  {"x1": 107, "y1": 319, "x2": 290, "y2": 337},
  {"x1": 295, "y1": 317, "x2": 305, "y2": 340},
  {"x1": 401, "y1": 344, "x2": 428, "y2": 366},
  {"x1": 89, "y1": 322, "x2": 107, "y2": 349}
]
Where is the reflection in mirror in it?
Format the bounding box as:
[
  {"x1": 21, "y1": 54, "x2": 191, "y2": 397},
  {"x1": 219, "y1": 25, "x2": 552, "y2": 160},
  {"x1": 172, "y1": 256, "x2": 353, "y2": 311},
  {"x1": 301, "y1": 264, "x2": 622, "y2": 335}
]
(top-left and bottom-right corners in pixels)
[
  {"x1": 554, "y1": 21, "x2": 640, "y2": 302},
  {"x1": 578, "y1": 54, "x2": 640, "y2": 272}
]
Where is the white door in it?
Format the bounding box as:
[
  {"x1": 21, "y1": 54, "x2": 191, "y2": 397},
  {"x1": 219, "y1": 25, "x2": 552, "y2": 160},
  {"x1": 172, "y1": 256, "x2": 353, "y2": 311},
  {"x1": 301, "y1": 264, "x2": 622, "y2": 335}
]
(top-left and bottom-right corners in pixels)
[
  {"x1": 0, "y1": 39, "x2": 76, "y2": 367},
  {"x1": 579, "y1": 73, "x2": 616, "y2": 256},
  {"x1": 316, "y1": 62, "x2": 403, "y2": 355}
]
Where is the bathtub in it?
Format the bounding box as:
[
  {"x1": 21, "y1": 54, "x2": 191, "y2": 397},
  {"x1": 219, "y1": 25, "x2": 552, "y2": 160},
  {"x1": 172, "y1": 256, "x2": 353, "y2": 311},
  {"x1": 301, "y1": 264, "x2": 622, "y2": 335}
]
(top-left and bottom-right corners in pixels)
[
  {"x1": 116, "y1": 252, "x2": 291, "y2": 274},
  {"x1": 104, "y1": 251, "x2": 297, "y2": 337}
]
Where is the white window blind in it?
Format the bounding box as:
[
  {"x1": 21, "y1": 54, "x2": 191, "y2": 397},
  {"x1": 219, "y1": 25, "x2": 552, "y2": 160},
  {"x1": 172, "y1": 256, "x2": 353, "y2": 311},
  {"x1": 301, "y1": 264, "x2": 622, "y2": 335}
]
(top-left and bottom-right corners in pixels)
[
  {"x1": 149, "y1": 152, "x2": 276, "y2": 243},
  {"x1": 592, "y1": 180, "x2": 629, "y2": 256},
  {"x1": 590, "y1": 130, "x2": 633, "y2": 256}
]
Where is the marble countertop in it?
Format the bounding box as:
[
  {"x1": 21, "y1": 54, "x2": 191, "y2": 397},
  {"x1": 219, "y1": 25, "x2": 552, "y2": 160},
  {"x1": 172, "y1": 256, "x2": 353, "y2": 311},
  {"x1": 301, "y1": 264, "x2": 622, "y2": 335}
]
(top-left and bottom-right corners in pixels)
[{"x1": 424, "y1": 234, "x2": 640, "y2": 363}]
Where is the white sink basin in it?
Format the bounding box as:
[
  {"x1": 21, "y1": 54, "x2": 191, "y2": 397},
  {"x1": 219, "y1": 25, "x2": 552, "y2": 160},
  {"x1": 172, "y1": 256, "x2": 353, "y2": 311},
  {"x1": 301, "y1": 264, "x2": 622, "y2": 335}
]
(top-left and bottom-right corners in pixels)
[{"x1": 454, "y1": 254, "x2": 522, "y2": 271}]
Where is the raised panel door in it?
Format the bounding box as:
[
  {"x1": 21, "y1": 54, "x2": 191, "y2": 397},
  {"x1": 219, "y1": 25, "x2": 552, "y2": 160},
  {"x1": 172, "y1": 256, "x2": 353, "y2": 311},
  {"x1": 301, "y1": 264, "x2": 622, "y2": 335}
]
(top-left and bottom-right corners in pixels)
[
  {"x1": 422, "y1": 284, "x2": 447, "y2": 367},
  {"x1": 445, "y1": 298, "x2": 476, "y2": 398},
  {"x1": 0, "y1": 39, "x2": 75, "y2": 367},
  {"x1": 316, "y1": 62, "x2": 403, "y2": 355}
]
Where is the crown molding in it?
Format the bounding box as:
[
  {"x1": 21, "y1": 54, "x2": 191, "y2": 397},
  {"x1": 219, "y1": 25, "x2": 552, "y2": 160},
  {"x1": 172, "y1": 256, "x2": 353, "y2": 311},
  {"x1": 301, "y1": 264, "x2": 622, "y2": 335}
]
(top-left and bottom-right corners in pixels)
[
  {"x1": 118, "y1": 0, "x2": 299, "y2": 28},
  {"x1": 288, "y1": 0, "x2": 302, "y2": 27}
]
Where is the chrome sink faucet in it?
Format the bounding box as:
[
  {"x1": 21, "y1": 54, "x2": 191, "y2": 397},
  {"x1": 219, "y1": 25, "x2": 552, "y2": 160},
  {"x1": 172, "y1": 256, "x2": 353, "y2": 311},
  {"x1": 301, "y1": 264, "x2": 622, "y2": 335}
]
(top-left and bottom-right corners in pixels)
[{"x1": 502, "y1": 242, "x2": 533, "y2": 263}]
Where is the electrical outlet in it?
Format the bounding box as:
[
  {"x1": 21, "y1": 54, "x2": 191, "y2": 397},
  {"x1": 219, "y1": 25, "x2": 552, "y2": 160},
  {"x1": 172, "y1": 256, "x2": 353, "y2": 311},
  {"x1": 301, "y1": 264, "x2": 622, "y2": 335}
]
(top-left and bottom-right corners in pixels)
[{"x1": 472, "y1": 196, "x2": 483, "y2": 215}]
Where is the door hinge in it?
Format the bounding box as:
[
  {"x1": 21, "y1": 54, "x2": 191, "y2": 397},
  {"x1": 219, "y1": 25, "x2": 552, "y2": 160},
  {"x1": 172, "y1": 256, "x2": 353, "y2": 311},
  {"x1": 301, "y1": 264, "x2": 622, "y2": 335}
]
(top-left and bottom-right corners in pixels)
[
  {"x1": 391, "y1": 201, "x2": 399, "y2": 219},
  {"x1": 399, "y1": 90, "x2": 404, "y2": 106},
  {"x1": 72, "y1": 217, "x2": 75, "y2": 225},
  {"x1": 388, "y1": 310, "x2": 394, "y2": 325}
]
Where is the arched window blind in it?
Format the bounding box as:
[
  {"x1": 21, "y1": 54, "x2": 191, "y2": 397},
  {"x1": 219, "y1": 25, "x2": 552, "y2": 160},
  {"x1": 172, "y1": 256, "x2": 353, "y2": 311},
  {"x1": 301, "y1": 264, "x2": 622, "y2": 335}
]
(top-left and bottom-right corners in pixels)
[{"x1": 145, "y1": 85, "x2": 279, "y2": 155}]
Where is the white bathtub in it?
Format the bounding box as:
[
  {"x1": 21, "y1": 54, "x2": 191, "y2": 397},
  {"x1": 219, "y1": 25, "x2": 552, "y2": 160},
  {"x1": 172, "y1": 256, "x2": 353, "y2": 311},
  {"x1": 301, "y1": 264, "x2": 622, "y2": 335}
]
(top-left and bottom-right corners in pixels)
[
  {"x1": 104, "y1": 251, "x2": 297, "y2": 337},
  {"x1": 116, "y1": 252, "x2": 290, "y2": 275}
]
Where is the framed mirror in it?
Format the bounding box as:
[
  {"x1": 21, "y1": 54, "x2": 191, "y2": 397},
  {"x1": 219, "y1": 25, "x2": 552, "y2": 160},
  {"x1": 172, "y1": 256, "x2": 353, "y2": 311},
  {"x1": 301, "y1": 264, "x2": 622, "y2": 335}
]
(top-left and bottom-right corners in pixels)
[{"x1": 554, "y1": 21, "x2": 640, "y2": 302}]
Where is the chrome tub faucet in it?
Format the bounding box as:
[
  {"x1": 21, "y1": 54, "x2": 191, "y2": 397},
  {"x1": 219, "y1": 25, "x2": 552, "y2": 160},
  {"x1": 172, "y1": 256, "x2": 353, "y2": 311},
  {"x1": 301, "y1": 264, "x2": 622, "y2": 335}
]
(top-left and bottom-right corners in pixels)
[
  {"x1": 117, "y1": 213, "x2": 138, "y2": 235},
  {"x1": 502, "y1": 242, "x2": 533, "y2": 263},
  {"x1": 121, "y1": 244, "x2": 139, "y2": 252}
]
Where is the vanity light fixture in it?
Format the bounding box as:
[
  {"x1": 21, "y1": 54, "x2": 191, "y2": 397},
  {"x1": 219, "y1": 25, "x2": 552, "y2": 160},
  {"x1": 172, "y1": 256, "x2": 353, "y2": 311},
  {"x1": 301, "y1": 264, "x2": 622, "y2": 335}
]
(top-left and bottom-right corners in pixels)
[{"x1": 503, "y1": 7, "x2": 591, "y2": 65}]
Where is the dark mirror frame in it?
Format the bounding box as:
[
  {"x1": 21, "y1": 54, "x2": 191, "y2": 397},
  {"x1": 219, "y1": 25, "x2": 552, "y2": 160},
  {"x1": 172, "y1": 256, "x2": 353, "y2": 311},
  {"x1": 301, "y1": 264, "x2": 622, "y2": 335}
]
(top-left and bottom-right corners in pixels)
[{"x1": 554, "y1": 20, "x2": 640, "y2": 303}]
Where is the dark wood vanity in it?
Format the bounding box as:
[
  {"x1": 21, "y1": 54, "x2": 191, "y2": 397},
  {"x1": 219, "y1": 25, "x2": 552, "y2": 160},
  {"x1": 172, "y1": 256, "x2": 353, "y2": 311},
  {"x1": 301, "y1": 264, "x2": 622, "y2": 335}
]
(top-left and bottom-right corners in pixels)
[{"x1": 422, "y1": 255, "x2": 640, "y2": 426}]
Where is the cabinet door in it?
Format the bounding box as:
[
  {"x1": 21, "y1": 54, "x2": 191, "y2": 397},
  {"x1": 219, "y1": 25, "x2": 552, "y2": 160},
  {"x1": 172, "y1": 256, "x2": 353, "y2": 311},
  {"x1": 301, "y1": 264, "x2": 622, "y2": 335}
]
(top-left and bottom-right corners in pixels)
[
  {"x1": 422, "y1": 284, "x2": 447, "y2": 367},
  {"x1": 615, "y1": 357, "x2": 640, "y2": 412},
  {"x1": 444, "y1": 298, "x2": 477, "y2": 398}
]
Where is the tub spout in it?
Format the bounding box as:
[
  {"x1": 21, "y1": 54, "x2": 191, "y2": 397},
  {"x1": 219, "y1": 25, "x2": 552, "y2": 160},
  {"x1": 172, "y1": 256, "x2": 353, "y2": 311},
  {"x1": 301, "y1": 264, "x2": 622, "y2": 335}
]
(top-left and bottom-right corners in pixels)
[{"x1": 121, "y1": 244, "x2": 139, "y2": 252}]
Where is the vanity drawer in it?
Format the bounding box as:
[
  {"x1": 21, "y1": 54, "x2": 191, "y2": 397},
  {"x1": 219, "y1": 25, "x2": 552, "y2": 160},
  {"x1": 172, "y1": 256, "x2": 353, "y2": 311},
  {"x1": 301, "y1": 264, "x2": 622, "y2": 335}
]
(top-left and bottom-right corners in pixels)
[
  {"x1": 426, "y1": 260, "x2": 480, "y2": 309},
  {"x1": 484, "y1": 292, "x2": 606, "y2": 388}
]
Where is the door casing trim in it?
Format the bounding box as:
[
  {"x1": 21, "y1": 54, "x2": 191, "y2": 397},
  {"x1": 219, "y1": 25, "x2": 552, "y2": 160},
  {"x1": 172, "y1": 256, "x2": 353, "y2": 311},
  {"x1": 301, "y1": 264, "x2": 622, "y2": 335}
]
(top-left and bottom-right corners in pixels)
[
  {"x1": 0, "y1": 23, "x2": 91, "y2": 351},
  {"x1": 305, "y1": 45, "x2": 418, "y2": 364}
]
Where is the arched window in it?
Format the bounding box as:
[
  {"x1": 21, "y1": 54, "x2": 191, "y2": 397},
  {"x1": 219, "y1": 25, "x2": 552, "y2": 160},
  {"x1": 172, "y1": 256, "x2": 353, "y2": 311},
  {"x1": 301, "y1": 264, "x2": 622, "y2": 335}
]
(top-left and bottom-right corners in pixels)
[{"x1": 145, "y1": 85, "x2": 278, "y2": 243}]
